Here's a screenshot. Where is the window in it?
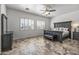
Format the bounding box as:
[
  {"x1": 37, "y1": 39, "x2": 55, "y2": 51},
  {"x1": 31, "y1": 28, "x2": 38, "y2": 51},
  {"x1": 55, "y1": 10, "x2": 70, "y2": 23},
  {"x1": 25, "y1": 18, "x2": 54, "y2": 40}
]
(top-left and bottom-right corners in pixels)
[
  {"x1": 20, "y1": 18, "x2": 34, "y2": 30},
  {"x1": 20, "y1": 18, "x2": 25, "y2": 30},
  {"x1": 28, "y1": 19, "x2": 34, "y2": 29},
  {"x1": 37, "y1": 20, "x2": 45, "y2": 29}
]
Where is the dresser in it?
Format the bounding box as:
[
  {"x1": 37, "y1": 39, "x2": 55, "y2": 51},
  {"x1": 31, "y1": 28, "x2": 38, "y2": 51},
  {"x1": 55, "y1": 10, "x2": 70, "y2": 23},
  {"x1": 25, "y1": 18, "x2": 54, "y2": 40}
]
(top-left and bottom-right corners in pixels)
[
  {"x1": 2, "y1": 31, "x2": 13, "y2": 51},
  {"x1": 73, "y1": 32, "x2": 79, "y2": 40}
]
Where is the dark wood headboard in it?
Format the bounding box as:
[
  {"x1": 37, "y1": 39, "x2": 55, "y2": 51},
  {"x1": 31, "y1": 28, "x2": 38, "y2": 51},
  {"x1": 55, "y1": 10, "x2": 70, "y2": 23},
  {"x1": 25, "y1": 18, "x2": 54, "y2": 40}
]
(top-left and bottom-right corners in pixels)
[{"x1": 54, "y1": 21, "x2": 72, "y2": 31}]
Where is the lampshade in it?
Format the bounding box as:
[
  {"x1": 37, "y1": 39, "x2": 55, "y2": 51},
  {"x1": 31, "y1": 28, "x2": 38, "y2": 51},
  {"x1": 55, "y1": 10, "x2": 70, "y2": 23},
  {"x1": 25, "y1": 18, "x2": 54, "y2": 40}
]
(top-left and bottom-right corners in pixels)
[
  {"x1": 72, "y1": 23, "x2": 79, "y2": 28},
  {"x1": 72, "y1": 23, "x2": 79, "y2": 32}
]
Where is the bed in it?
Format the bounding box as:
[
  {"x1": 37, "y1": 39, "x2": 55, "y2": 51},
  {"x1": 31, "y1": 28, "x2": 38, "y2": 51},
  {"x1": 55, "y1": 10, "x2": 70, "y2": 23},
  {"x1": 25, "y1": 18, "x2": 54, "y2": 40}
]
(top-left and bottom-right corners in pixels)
[
  {"x1": 54, "y1": 21, "x2": 72, "y2": 39},
  {"x1": 44, "y1": 21, "x2": 72, "y2": 43}
]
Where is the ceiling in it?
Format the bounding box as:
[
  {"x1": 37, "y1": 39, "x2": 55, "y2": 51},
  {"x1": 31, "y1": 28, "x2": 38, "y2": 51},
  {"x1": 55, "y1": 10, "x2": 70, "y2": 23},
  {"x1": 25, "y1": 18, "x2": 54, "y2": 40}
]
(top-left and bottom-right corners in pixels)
[
  {"x1": 6, "y1": 4, "x2": 79, "y2": 18},
  {"x1": 6, "y1": 4, "x2": 54, "y2": 18}
]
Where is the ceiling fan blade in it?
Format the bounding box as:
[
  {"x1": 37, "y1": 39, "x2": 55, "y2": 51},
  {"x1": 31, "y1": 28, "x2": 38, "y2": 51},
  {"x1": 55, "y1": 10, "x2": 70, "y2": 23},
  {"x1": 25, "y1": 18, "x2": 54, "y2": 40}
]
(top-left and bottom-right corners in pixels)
[
  {"x1": 41, "y1": 10, "x2": 45, "y2": 11},
  {"x1": 41, "y1": 8, "x2": 47, "y2": 11},
  {"x1": 45, "y1": 13, "x2": 50, "y2": 16},
  {"x1": 49, "y1": 9, "x2": 56, "y2": 12}
]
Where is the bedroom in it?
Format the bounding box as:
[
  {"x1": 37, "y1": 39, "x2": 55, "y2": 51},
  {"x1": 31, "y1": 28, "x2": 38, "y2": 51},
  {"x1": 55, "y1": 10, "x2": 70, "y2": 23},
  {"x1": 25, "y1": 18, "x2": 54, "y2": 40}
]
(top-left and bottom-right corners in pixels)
[{"x1": 0, "y1": 4, "x2": 79, "y2": 55}]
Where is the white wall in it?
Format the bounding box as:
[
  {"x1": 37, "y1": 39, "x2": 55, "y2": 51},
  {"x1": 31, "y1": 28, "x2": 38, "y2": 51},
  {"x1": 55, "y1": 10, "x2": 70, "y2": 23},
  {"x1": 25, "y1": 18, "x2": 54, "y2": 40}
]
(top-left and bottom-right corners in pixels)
[
  {"x1": 51, "y1": 10, "x2": 79, "y2": 30},
  {"x1": 7, "y1": 8, "x2": 50, "y2": 40}
]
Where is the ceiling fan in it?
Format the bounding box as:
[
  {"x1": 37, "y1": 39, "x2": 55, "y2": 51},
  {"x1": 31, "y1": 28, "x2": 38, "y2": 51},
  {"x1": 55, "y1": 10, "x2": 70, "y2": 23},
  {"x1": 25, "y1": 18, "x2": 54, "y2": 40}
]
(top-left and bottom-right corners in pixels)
[{"x1": 41, "y1": 7, "x2": 56, "y2": 16}]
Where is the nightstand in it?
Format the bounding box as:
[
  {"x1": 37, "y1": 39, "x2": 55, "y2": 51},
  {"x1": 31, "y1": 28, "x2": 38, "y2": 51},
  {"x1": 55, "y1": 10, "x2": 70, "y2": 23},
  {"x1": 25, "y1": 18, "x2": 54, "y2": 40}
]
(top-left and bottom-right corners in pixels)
[{"x1": 73, "y1": 32, "x2": 79, "y2": 40}]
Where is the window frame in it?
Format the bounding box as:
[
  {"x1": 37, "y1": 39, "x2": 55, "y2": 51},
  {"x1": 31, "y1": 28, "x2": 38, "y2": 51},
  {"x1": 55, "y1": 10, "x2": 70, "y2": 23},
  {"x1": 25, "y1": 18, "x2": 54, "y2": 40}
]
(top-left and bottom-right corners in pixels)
[{"x1": 19, "y1": 18, "x2": 34, "y2": 30}]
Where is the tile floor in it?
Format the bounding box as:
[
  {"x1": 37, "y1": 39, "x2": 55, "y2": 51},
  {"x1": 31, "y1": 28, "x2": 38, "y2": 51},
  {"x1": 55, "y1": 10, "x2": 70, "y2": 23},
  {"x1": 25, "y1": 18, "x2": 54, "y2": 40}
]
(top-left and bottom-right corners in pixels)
[{"x1": 2, "y1": 36, "x2": 79, "y2": 55}]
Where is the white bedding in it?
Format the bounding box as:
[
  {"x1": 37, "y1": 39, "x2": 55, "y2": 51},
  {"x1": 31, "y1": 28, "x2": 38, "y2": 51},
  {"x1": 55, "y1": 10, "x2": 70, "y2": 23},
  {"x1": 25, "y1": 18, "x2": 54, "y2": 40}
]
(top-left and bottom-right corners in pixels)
[{"x1": 62, "y1": 31, "x2": 69, "y2": 37}]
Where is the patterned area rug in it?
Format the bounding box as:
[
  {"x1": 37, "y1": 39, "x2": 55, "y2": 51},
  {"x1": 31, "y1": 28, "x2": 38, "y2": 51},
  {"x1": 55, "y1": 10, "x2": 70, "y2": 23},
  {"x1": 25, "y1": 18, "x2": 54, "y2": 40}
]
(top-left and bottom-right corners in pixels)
[{"x1": 2, "y1": 36, "x2": 79, "y2": 55}]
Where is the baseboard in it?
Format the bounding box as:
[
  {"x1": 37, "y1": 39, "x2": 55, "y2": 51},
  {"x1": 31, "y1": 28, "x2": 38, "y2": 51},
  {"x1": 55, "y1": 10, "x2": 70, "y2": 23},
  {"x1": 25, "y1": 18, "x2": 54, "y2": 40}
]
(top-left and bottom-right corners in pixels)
[{"x1": 13, "y1": 35, "x2": 43, "y2": 40}]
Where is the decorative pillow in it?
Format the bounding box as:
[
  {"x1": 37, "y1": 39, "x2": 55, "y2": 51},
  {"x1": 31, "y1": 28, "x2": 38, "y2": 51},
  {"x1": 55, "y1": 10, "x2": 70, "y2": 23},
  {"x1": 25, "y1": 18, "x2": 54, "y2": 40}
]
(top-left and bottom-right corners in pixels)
[
  {"x1": 53, "y1": 28, "x2": 59, "y2": 31},
  {"x1": 58, "y1": 28, "x2": 60, "y2": 31},
  {"x1": 65, "y1": 28, "x2": 68, "y2": 31},
  {"x1": 53, "y1": 28, "x2": 56, "y2": 31},
  {"x1": 53, "y1": 28, "x2": 68, "y2": 31},
  {"x1": 59, "y1": 27, "x2": 64, "y2": 31},
  {"x1": 63, "y1": 28, "x2": 68, "y2": 31}
]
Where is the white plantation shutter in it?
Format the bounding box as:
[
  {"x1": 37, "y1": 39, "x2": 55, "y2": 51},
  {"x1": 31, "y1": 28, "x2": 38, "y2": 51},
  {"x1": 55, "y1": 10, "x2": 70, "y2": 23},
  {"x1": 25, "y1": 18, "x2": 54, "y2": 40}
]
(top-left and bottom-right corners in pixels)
[
  {"x1": 29, "y1": 19, "x2": 34, "y2": 29},
  {"x1": 20, "y1": 18, "x2": 34, "y2": 30}
]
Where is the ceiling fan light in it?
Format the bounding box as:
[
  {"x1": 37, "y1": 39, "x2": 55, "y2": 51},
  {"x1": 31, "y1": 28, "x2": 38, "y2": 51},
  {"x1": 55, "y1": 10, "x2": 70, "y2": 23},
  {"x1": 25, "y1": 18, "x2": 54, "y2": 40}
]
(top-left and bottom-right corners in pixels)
[
  {"x1": 42, "y1": 12, "x2": 50, "y2": 16},
  {"x1": 45, "y1": 12, "x2": 49, "y2": 15}
]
